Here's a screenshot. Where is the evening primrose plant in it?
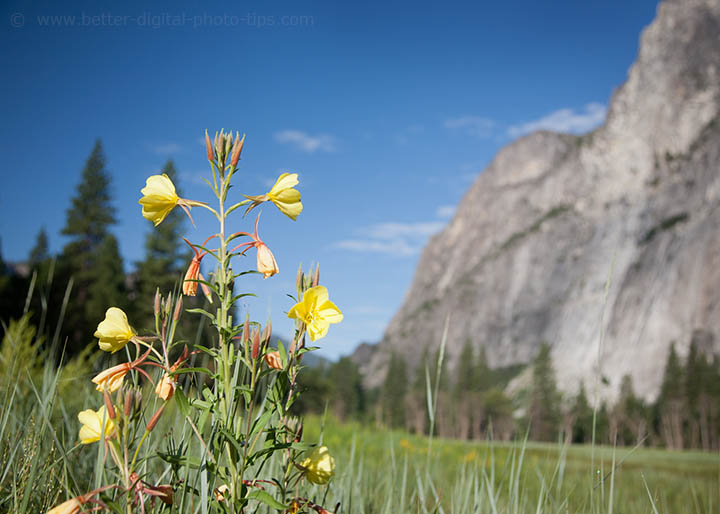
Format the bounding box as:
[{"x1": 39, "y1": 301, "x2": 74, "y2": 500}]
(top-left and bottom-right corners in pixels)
[{"x1": 47, "y1": 130, "x2": 343, "y2": 514}]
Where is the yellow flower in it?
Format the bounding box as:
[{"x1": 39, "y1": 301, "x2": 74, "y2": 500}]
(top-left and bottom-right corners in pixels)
[
  {"x1": 46, "y1": 498, "x2": 81, "y2": 514},
  {"x1": 288, "y1": 286, "x2": 343, "y2": 342},
  {"x1": 300, "y1": 446, "x2": 335, "y2": 485},
  {"x1": 78, "y1": 406, "x2": 117, "y2": 444},
  {"x1": 94, "y1": 307, "x2": 136, "y2": 353},
  {"x1": 91, "y1": 362, "x2": 130, "y2": 393},
  {"x1": 139, "y1": 174, "x2": 180, "y2": 226},
  {"x1": 245, "y1": 172, "x2": 303, "y2": 220}
]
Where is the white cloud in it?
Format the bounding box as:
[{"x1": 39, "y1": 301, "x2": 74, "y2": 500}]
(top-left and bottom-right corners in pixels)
[
  {"x1": 153, "y1": 143, "x2": 183, "y2": 155},
  {"x1": 436, "y1": 205, "x2": 455, "y2": 219},
  {"x1": 507, "y1": 102, "x2": 606, "y2": 138},
  {"x1": 333, "y1": 221, "x2": 445, "y2": 257},
  {"x1": 274, "y1": 130, "x2": 335, "y2": 153},
  {"x1": 444, "y1": 116, "x2": 495, "y2": 138}
]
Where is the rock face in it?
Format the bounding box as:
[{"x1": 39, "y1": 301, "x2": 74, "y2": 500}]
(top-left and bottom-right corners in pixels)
[{"x1": 366, "y1": 0, "x2": 720, "y2": 401}]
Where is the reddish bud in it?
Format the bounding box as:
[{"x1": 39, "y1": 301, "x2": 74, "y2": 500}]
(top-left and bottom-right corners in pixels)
[
  {"x1": 124, "y1": 391, "x2": 133, "y2": 417},
  {"x1": 205, "y1": 130, "x2": 214, "y2": 162},
  {"x1": 103, "y1": 392, "x2": 116, "y2": 419},
  {"x1": 173, "y1": 296, "x2": 183, "y2": 322},
  {"x1": 230, "y1": 133, "x2": 245, "y2": 167},
  {"x1": 242, "y1": 314, "x2": 249, "y2": 343},
  {"x1": 312, "y1": 264, "x2": 320, "y2": 287},
  {"x1": 146, "y1": 405, "x2": 165, "y2": 432}
]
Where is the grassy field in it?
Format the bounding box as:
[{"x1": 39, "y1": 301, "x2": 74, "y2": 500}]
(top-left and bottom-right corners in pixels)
[{"x1": 304, "y1": 416, "x2": 720, "y2": 514}]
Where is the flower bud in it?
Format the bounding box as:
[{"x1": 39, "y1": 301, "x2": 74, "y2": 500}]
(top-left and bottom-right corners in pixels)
[
  {"x1": 124, "y1": 391, "x2": 133, "y2": 417},
  {"x1": 242, "y1": 314, "x2": 249, "y2": 343},
  {"x1": 313, "y1": 264, "x2": 320, "y2": 288},
  {"x1": 154, "y1": 288, "x2": 161, "y2": 317},
  {"x1": 173, "y1": 296, "x2": 183, "y2": 322},
  {"x1": 103, "y1": 392, "x2": 116, "y2": 419},
  {"x1": 205, "y1": 130, "x2": 214, "y2": 162},
  {"x1": 146, "y1": 405, "x2": 165, "y2": 432},
  {"x1": 230, "y1": 133, "x2": 245, "y2": 167},
  {"x1": 296, "y1": 264, "x2": 303, "y2": 294},
  {"x1": 251, "y1": 328, "x2": 260, "y2": 360}
]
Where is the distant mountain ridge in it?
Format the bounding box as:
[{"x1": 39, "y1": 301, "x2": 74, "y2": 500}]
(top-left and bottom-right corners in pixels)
[{"x1": 364, "y1": 0, "x2": 720, "y2": 401}]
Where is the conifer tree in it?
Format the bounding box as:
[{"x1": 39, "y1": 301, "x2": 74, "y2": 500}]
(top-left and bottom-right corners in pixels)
[
  {"x1": 408, "y1": 346, "x2": 430, "y2": 434},
  {"x1": 455, "y1": 339, "x2": 476, "y2": 439},
  {"x1": 328, "y1": 357, "x2": 365, "y2": 421},
  {"x1": 28, "y1": 227, "x2": 49, "y2": 267},
  {"x1": 59, "y1": 140, "x2": 125, "y2": 354},
  {"x1": 657, "y1": 344, "x2": 685, "y2": 448},
  {"x1": 381, "y1": 352, "x2": 408, "y2": 428},
  {"x1": 571, "y1": 382, "x2": 594, "y2": 444},
  {"x1": 529, "y1": 342, "x2": 561, "y2": 441}
]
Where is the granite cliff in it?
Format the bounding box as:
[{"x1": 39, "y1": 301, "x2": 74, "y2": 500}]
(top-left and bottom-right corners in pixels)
[{"x1": 363, "y1": 0, "x2": 720, "y2": 401}]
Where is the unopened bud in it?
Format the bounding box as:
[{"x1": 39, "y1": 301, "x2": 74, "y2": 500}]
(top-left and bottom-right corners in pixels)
[
  {"x1": 124, "y1": 391, "x2": 133, "y2": 417},
  {"x1": 296, "y1": 264, "x2": 303, "y2": 294},
  {"x1": 103, "y1": 392, "x2": 116, "y2": 419},
  {"x1": 251, "y1": 328, "x2": 260, "y2": 360},
  {"x1": 224, "y1": 131, "x2": 233, "y2": 157},
  {"x1": 146, "y1": 405, "x2": 165, "y2": 432},
  {"x1": 230, "y1": 133, "x2": 245, "y2": 167},
  {"x1": 205, "y1": 130, "x2": 214, "y2": 162},
  {"x1": 313, "y1": 264, "x2": 320, "y2": 287},
  {"x1": 295, "y1": 422, "x2": 303, "y2": 443},
  {"x1": 173, "y1": 296, "x2": 183, "y2": 322},
  {"x1": 164, "y1": 293, "x2": 173, "y2": 318},
  {"x1": 154, "y1": 288, "x2": 161, "y2": 317},
  {"x1": 156, "y1": 485, "x2": 174, "y2": 505},
  {"x1": 261, "y1": 320, "x2": 271, "y2": 347},
  {"x1": 242, "y1": 314, "x2": 249, "y2": 343}
]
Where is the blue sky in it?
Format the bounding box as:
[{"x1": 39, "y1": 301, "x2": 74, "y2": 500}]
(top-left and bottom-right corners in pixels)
[{"x1": 0, "y1": 0, "x2": 659, "y2": 360}]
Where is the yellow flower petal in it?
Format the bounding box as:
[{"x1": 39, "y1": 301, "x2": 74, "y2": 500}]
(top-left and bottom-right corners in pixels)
[
  {"x1": 287, "y1": 286, "x2": 342, "y2": 342},
  {"x1": 301, "y1": 446, "x2": 335, "y2": 485},
  {"x1": 266, "y1": 173, "x2": 302, "y2": 220},
  {"x1": 78, "y1": 406, "x2": 116, "y2": 445},
  {"x1": 46, "y1": 498, "x2": 81, "y2": 514},
  {"x1": 139, "y1": 174, "x2": 180, "y2": 226},
  {"x1": 94, "y1": 307, "x2": 135, "y2": 353}
]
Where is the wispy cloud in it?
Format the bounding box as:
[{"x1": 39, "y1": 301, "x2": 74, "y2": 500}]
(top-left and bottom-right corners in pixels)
[
  {"x1": 334, "y1": 221, "x2": 445, "y2": 257},
  {"x1": 395, "y1": 124, "x2": 425, "y2": 145},
  {"x1": 274, "y1": 130, "x2": 335, "y2": 153},
  {"x1": 444, "y1": 116, "x2": 495, "y2": 138},
  {"x1": 153, "y1": 142, "x2": 183, "y2": 155},
  {"x1": 507, "y1": 102, "x2": 606, "y2": 138},
  {"x1": 436, "y1": 205, "x2": 455, "y2": 219}
]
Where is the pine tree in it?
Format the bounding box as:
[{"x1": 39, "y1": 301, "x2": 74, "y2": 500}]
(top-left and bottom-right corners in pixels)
[
  {"x1": 28, "y1": 227, "x2": 49, "y2": 267},
  {"x1": 59, "y1": 140, "x2": 125, "y2": 355},
  {"x1": 571, "y1": 382, "x2": 594, "y2": 444},
  {"x1": 529, "y1": 342, "x2": 561, "y2": 441},
  {"x1": 328, "y1": 357, "x2": 365, "y2": 421},
  {"x1": 381, "y1": 352, "x2": 408, "y2": 428},
  {"x1": 408, "y1": 346, "x2": 430, "y2": 434},
  {"x1": 134, "y1": 160, "x2": 187, "y2": 327},
  {"x1": 454, "y1": 340, "x2": 476, "y2": 439},
  {"x1": 657, "y1": 344, "x2": 685, "y2": 448}
]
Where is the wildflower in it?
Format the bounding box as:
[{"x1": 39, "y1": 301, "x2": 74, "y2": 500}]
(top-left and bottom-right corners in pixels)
[
  {"x1": 78, "y1": 406, "x2": 117, "y2": 444},
  {"x1": 46, "y1": 498, "x2": 81, "y2": 514},
  {"x1": 244, "y1": 172, "x2": 303, "y2": 220},
  {"x1": 300, "y1": 446, "x2": 335, "y2": 485},
  {"x1": 214, "y1": 485, "x2": 229, "y2": 502},
  {"x1": 92, "y1": 362, "x2": 131, "y2": 393},
  {"x1": 138, "y1": 174, "x2": 205, "y2": 226},
  {"x1": 287, "y1": 286, "x2": 343, "y2": 342},
  {"x1": 155, "y1": 373, "x2": 176, "y2": 401},
  {"x1": 94, "y1": 307, "x2": 136, "y2": 353},
  {"x1": 264, "y1": 351, "x2": 283, "y2": 370},
  {"x1": 231, "y1": 214, "x2": 279, "y2": 278},
  {"x1": 138, "y1": 174, "x2": 180, "y2": 226}
]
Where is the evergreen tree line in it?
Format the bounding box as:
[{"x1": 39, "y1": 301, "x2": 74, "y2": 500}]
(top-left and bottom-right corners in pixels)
[
  {"x1": 0, "y1": 140, "x2": 209, "y2": 359},
  {"x1": 294, "y1": 339, "x2": 720, "y2": 450}
]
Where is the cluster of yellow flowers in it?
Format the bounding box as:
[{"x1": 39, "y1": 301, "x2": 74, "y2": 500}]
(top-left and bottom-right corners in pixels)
[{"x1": 50, "y1": 132, "x2": 342, "y2": 513}]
